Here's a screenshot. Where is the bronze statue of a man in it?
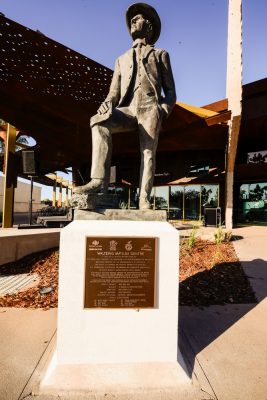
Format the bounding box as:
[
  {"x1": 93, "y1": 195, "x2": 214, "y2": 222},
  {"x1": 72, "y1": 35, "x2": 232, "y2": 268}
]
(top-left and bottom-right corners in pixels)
[{"x1": 74, "y1": 2, "x2": 176, "y2": 209}]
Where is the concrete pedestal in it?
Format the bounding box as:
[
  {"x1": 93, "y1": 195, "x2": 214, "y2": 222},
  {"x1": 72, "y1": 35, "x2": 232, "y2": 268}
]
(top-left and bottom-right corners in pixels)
[
  {"x1": 40, "y1": 220, "x2": 189, "y2": 396},
  {"x1": 74, "y1": 208, "x2": 167, "y2": 221},
  {"x1": 70, "y1": 192, "x2": 119, "y2": 210}
]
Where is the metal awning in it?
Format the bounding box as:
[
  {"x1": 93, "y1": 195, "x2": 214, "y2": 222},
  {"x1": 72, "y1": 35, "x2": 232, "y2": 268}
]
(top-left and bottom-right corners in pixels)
[{"x1": 0, "y1": 14, "x2": 113, "y2": 175}]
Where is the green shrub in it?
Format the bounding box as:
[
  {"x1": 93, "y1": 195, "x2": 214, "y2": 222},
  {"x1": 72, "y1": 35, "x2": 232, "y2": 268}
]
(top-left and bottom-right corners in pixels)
[
  {"x1": 187, "y1": 225, "x2": 199, "y2": 249},
  {"x1": 214, "y1": 226, "x2": 232, "y2": 244}
]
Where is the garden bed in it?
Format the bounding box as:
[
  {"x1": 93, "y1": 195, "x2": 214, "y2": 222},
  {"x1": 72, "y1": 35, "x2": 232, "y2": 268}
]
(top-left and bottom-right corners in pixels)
[
  {"x1": 0, "y1": 240, "x2": 257, "y2": 309},
  {"x1": 179, "y1": 239, "x2": 256, "y2": 306}
]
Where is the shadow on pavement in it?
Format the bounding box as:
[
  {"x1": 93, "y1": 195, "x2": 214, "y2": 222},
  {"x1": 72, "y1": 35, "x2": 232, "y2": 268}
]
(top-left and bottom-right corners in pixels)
[
  {"x1": 178, "y1": 258, "x2": 267, "y2": 378},
  {"x1": 242, "y1": 258, "x2": 267, "y2": 302}
]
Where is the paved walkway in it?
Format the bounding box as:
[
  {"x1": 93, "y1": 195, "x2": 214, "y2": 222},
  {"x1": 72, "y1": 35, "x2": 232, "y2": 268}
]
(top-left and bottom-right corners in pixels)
[
  {"x1": 179, "y1": 225, "x2": 267, "y2": 400},
  {"x1": 0, "y1": 225, "x2": 266, "y2": 399},
  {"x1": 0, "y1": 308, "x2": 57, "y2": 400},
  {"x1": 232, "y1": 225, "x2": 267, "y2": 301}
]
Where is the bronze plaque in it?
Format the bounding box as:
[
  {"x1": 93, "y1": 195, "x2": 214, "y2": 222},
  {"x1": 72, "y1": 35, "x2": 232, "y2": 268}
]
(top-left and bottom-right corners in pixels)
[{"x1": 84, "y1": 237, "x2": 156, "y2": 309}]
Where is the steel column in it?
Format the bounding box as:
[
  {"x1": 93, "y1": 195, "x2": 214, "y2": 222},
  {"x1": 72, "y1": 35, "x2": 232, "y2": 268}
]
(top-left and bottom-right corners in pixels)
[{"x1": 2, "y1": 124, "x2": 16, "y2": 228}]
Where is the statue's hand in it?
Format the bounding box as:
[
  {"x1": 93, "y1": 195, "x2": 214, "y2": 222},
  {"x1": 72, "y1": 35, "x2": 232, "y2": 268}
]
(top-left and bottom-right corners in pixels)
[{"x1": 97, "y1": 101, "x2": 112, "y2": 115}]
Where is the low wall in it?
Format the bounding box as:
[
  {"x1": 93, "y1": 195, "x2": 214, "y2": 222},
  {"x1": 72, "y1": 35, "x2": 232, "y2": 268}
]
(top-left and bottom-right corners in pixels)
[
  {"x1": 12, "y1": 202, "x2": 43, "y2": 213},
  {"x1": 0, "y1": 176, "x2": 42, "y2": 213},
  {"x1": 0, "y1": 228, "x2": 61, "y2": 266}
]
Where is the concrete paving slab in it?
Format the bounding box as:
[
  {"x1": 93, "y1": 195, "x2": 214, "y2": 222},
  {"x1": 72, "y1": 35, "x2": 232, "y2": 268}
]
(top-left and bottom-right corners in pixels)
[
  {"x1": 0, "y1": 307, "x2": 57, "y2": 400},
  {"x1": 232, "y1": 226, "x2": 267, "y2": 301},
  {"x1": 180, "y1": 300, "x2": 267, "y2": 400}
]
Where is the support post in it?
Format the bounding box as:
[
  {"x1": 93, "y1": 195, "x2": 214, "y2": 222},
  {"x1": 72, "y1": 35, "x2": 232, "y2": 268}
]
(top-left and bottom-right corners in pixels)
[
  {"x1": 52, "y1": 174, "x2": 57, "y2": 207},
  {"x1": 128, "y1": 187, "x2": 131, "y2": 209},
  {"x1": 225, "y1": 0, "x2": 243, "y2": 229},
  {"x1": 65, "y1": 180, "x2": 69, "y2": 208},
  {"x1": 2, "y1": 124, "x2": 16, "y2": 228},
  {"x1": 28, "y1": 176, "x2": 34, "y2": 225},
  {"x1": 58, "y1": 177, "x2": 63, "y2": 207},
  {"x1": 72, "y1": 166, "x2": 84, "y2": 187}
]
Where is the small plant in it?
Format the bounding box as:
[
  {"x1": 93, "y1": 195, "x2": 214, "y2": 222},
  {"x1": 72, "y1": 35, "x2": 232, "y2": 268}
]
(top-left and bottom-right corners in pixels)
[
  {"x1": 187, "y1": 225, "x2": 199, "y2": 249},
  {"x1": 214, "y1": 226, "x2": 232, "y2": 244},
  {"x1": 214, "y1": 226, "x2": 225, "y2": 244},
  {"x1": 224, "y1": 230, "x2": 232, "y2": 242},
  {"x1": 119, "y1": 201, "x2": 128, "y2": 209}
]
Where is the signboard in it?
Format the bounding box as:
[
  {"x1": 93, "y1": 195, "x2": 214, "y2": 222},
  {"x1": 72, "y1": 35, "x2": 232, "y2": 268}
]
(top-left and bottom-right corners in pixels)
[{"x1": 84, "y1": 237, "x2": 156, "y2": 309}]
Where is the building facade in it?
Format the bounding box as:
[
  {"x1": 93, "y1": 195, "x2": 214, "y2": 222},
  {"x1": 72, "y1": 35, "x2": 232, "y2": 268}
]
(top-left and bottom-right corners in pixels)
[{"x1": 0, "y1": 176, "x2": 42, "y2": 213}]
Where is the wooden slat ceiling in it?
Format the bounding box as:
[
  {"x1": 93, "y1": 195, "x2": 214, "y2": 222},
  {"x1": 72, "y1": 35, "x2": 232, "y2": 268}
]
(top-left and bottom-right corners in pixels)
[{"x1": 0, "y1": 14, "x2": 112, "y2": 175}]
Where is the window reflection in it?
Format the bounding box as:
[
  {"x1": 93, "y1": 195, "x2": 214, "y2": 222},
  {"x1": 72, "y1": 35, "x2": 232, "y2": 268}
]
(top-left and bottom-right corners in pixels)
[
  {"x1": 169, "y1": 186, "x2": 183, "y2": 219},
  {"x1": 154, "y1": 186, "x2": 169, "y2": 209},
  {"x1": 116, "y1": 187, "x2": 129, "y2": 209},
  {"x1": 108, "y1": 185, "x2": 116, "y2": 194},
  {"x1": 238, "y1": 182, "x2": 267, "y2": 222},
  {"x1": 114, "y1": 184, "x2": 220, "y2": 220},
  {"x1": 129, "y1": 188, "x2": 138, "y2": 209},
  {"x1": 184, "y1": 185, "x2": 200, "y2": 220},
  {"x1": 201, "y1": 185, "x2": 218, "y2": 207}
]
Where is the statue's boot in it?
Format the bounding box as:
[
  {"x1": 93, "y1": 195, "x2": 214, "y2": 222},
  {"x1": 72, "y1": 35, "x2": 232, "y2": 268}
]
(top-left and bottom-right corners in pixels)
[
  {"x1": 73, "y1": 179, "x2": 104, "y2": 194},
  {"x1": 139, "y1": 197, "x2": 152, "y2": 210}
]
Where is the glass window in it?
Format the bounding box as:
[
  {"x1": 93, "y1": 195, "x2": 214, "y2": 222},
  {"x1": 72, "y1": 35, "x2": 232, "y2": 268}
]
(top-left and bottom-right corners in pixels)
[
  {"x1": 201, "y1": 185, "x2": 219, "y2": 208},
  {"x1": 238, "y1": 182, "x2": 267, "y2": 222},
  {"x1": 116, "y1": 187, "x2": 129, "y2": 209},
  {"x1": 169, "y1": 186, "x2": 183, "y2": 219},
  {"x1": 240, "y1": 184, "x2": 249, "y2": 200},
  {"x1": 248, "y1": 183, "x2": 267, "y2": 201},
  {"x1": 247, "y1": 151, "x2": 267, "y2": 164},
  {"x1": 184, "y1": 185, "x2": 200, "y2": 220},
  {"x1": 154, "y1": 186, "x2": 169, "y2": 210},
  {"x1": 129, "y1": 188, "x2": 138, "y2": 209},
  {"x1": 188, "y1": 163, "x2": 209, "y2": 176},
  {"x1": 108, "y1": 185, "x2": 116, "y2": 194}
]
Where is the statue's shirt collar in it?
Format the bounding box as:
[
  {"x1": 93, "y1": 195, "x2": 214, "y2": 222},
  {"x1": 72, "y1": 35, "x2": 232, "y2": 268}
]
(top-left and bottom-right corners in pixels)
[{"x1": 132, "y1": 38, "x2": 149, "y2": 48}]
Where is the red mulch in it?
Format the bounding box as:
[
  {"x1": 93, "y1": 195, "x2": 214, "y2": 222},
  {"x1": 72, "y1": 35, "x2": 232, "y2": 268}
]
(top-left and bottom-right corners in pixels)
[
  {"x1": 0, "y1": 240, "x2": 257, "y2": 309},
  {"x1": 0, "y1": 248, "x2": 59, "y2": 309},
  {"x1": 179, "y1": 240, "x2": 257, "y2": 306}
]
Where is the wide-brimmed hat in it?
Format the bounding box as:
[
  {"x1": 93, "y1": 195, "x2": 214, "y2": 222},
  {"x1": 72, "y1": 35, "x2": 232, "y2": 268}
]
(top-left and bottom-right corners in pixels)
[{"x1": 126, "y1": 3, "x2": 161, "y2": 45}]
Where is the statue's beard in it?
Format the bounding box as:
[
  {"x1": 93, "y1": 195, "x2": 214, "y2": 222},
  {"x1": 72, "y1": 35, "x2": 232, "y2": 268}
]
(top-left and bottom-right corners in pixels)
[
  {"x1": 131, "y1": 27, "x2": 153, "y2": 44},
  {"x1": 131, "y1": 30, "x2": 147, "y2": 40}
]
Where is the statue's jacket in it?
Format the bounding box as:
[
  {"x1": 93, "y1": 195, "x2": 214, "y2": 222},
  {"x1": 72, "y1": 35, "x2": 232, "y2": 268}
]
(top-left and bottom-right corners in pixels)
[{"x1": 101, "y1": 45, "x2": 176, "y2": 120}]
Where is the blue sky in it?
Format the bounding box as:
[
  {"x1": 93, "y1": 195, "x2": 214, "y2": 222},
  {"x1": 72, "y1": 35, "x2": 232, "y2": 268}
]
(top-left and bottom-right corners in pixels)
[{"x1": 0, "y1": 0, "x2": 266, "y2": 200}]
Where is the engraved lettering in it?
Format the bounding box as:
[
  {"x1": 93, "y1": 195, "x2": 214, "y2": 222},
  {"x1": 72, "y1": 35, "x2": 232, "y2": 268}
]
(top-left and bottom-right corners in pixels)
[{"x1": 84, "y1": 237, "x2": 156, "y2": 309}]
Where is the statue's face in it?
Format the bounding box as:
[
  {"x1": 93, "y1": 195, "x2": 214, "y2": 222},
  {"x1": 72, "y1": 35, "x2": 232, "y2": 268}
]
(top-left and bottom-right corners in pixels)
[{"x1": 130, "y1": 14, "x2": 151, "y2": 39}]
